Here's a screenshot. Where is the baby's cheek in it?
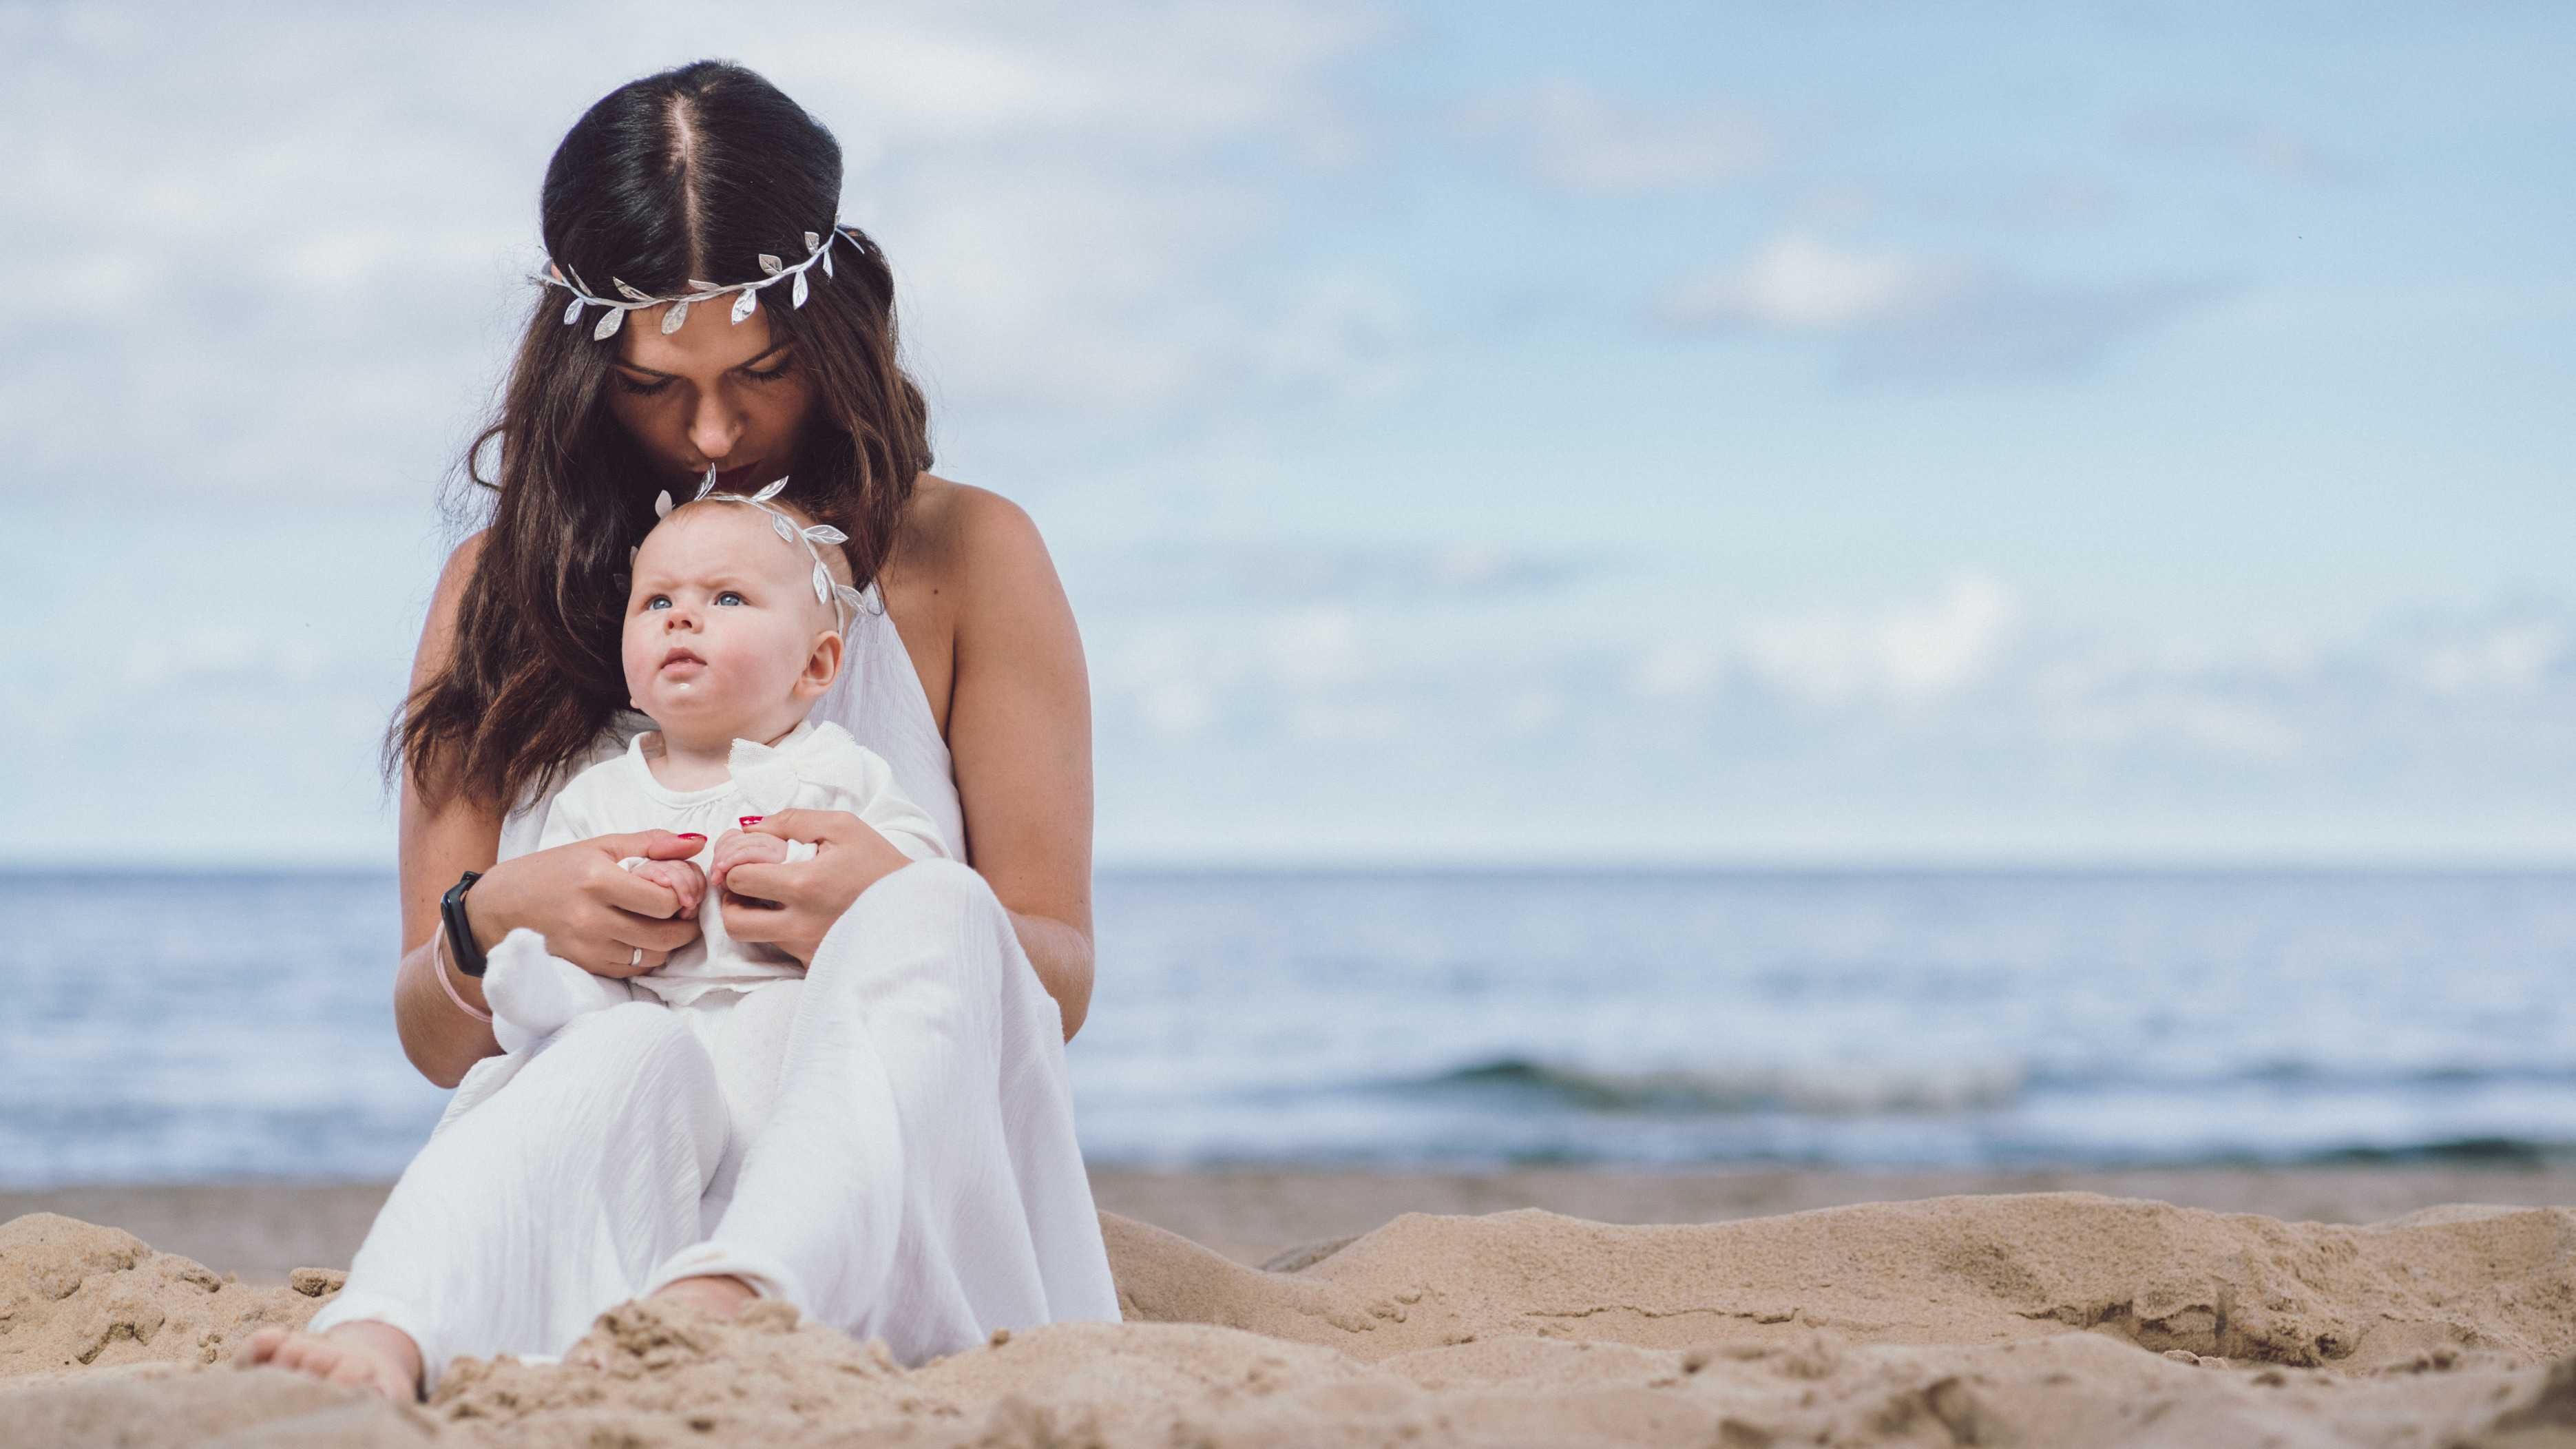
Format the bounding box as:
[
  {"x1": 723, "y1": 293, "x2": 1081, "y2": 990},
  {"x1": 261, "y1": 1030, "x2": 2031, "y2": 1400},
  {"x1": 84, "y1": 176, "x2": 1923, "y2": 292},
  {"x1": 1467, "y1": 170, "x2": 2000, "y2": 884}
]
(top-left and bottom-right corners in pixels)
[{"x1": 619, "y1": 629, "x2": 660, "y2": 700}]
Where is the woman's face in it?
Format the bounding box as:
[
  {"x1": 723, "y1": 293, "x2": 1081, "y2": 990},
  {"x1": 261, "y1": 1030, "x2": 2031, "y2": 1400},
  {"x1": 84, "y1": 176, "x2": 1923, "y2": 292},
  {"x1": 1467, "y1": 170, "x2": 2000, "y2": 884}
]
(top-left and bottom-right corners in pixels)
[{"x1": 604, "y1": 296, "x2": 817, "y2": 494}]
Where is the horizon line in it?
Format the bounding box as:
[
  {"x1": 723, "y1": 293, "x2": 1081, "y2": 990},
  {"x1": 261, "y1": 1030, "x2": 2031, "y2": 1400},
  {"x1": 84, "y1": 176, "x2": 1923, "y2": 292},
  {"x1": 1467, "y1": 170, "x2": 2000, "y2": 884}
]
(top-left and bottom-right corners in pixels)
[{"x1": 8, "y1": 855, "x2": 2576, "y2": 877}]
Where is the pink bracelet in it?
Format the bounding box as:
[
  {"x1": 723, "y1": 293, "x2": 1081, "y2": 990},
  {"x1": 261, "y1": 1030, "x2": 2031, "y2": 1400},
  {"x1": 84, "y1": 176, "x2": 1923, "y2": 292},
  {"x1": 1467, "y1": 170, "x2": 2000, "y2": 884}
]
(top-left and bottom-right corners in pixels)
[{"x1": 432, "y1": 930, "x2": 494, "y2": 1025}]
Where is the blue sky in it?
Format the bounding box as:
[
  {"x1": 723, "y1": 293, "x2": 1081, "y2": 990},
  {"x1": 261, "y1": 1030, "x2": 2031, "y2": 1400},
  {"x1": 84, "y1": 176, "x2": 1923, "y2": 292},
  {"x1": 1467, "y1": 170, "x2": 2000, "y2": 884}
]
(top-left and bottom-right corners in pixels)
[{"x1": 3, "y1": 1, "x2": 2570, "y2": 865}]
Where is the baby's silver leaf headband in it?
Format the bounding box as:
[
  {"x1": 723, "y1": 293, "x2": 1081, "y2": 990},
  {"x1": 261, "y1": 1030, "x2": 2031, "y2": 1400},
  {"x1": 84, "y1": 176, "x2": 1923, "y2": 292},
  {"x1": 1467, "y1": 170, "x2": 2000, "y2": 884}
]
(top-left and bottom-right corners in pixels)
[
  {"x1": 649, "y1": 467, "x2": 872, "y2": 632},
  {"x1": 542, "y1": 225, "x2": 841, "y2": 341}
]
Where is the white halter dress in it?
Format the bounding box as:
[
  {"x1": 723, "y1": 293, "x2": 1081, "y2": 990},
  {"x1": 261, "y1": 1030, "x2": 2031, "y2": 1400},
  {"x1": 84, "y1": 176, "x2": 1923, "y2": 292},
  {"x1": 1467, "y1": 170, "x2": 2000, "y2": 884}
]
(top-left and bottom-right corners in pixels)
[{"x1": 308, "y1": 583, "x2": 1122, "y2": 1391}]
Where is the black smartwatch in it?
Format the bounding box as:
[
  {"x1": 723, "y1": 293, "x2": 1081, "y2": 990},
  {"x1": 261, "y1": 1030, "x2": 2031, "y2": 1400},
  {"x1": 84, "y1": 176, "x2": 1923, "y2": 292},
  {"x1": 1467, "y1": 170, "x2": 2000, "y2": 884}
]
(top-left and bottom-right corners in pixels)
[{"x1": 441, "y1": 871, "x2": 490, "y2": 978}]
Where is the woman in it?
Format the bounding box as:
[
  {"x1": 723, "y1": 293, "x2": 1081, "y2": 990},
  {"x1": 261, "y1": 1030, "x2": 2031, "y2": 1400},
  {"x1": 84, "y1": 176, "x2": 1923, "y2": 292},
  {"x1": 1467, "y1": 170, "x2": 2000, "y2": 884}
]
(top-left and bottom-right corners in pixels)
[{"x1": 240, "y1": 61, "x2": 1120, "y2": 1400}]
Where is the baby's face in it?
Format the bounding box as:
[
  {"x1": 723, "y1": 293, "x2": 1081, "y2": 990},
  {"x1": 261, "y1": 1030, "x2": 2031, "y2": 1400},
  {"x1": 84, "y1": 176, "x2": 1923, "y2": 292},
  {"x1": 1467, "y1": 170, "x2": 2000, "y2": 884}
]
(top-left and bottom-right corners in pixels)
[{"x1": 622, "y1": 503, "x2": 838, "y2": 741}]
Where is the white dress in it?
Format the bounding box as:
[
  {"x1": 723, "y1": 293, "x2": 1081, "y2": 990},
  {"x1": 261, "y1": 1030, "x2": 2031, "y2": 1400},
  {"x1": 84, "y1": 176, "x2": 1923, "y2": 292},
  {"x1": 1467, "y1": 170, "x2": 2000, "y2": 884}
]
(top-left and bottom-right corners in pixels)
[{"x1": 308, "y1": 583, "x2": 1122, "y2": 1391}]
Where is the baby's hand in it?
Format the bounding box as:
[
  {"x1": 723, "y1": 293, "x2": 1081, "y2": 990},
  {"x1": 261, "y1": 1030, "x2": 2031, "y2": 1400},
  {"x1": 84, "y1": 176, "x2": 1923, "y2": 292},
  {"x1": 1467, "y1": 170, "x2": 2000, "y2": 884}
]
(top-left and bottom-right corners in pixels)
[
  {"x1": 709, "y1": 830, "x2": 791, "y2": 904},
  {"x1": 625, "y1": 857, "x2": 706, "y2": 920}
]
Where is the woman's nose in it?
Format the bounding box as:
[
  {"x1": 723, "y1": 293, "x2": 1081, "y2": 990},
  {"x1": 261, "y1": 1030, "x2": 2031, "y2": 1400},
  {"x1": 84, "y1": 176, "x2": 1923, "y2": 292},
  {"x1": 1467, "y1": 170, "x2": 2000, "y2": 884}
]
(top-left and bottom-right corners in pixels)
[{"x1": 689, "y1": 394, "x2": 744, "y2": 461}]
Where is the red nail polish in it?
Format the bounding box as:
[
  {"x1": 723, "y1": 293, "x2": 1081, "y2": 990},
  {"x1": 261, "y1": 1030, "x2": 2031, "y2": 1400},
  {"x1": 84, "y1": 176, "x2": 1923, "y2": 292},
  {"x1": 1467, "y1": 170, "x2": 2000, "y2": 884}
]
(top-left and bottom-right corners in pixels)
[
  {"x1": 678, "y1": 833, "x2": 706, "y2": 841},
  {"x1": 737, "y1": 815, "x2": 764, "y2": 828}
]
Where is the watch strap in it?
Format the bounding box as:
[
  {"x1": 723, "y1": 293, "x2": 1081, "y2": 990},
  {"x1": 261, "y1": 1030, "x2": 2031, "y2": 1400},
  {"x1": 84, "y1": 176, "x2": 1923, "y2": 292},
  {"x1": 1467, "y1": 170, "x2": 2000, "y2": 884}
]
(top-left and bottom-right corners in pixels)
[{"x1": 441, "y1": 870, "x2": 489, "y2": 979}]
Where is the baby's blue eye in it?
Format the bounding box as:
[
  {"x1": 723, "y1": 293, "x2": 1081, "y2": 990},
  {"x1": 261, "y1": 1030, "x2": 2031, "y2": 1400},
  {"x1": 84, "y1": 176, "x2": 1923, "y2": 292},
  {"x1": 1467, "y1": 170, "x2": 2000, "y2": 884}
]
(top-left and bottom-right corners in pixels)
[
  {"x1": 715, "y1": 591, "x2": 746, "y2": 606},
  {"x1": 645, "y1": 596, "x2": 671, "y2": 610}
]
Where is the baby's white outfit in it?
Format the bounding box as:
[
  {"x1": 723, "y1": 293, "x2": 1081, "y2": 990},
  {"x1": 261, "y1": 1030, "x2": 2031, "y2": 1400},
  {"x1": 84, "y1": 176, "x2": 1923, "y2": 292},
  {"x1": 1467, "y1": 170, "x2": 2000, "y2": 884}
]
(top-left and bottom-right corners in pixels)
[
  {"x1": 308, "y1": 583, "x2": 1120, "y2": 1392},
  {"x1": 481, "y1": 718, "x2": 947, "y2": 1056}
]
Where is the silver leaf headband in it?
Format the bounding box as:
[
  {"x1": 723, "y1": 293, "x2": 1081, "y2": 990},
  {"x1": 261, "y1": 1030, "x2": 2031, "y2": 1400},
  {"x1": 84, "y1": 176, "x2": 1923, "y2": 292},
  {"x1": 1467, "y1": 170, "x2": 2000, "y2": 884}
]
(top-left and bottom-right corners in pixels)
[
  {"x1": 541, "y1": 224, "x2": 841, "y2": 342},
  {"x1": 642, "y1": 467, "x2": 873, "y2": 633}
]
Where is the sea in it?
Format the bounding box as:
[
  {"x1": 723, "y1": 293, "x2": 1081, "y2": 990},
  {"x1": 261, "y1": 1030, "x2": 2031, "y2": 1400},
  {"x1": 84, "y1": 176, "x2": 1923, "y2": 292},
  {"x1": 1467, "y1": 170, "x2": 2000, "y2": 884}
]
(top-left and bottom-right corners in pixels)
[{"x1": 3, "y1": 868, "x2": 2573, "y2": 1189}]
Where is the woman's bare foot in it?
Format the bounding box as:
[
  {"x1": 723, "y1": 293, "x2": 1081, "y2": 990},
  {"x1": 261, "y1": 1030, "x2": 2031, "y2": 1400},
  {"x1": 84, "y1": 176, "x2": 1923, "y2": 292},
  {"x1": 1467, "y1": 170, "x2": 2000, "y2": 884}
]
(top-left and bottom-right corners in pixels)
[
  {"x1": 237, "y1": 1320, "x2": 423, "y2": 1401},
  {"x1": 566, "y1": 1275, "x2": 760, "y2": 1370}
]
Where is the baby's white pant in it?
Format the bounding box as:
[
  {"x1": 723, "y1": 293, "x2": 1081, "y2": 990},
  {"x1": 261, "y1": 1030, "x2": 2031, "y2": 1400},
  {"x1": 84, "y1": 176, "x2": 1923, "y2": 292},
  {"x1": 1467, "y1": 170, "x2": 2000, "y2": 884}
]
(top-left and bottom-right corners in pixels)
[{"x1": 307, "y1": 860, "x2": 1121, "y2": 1392}]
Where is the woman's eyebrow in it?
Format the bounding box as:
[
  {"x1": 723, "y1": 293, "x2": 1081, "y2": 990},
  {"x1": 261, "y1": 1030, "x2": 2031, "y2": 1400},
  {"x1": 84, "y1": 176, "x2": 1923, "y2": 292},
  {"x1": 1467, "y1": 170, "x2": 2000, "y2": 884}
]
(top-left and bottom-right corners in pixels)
[{"x1": 614, "y1": 344, "x2": 793, "y2": 380}]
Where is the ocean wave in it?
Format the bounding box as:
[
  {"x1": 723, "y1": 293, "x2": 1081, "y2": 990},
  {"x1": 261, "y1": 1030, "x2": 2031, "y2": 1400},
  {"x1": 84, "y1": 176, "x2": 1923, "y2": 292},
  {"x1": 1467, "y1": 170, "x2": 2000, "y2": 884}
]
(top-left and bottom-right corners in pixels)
[
  {"x1": 1411, "y1": 1056, "x2": 2027, "y2": 1116},
  {"x1": 2019, "y1": 1060, "x2": 2576, "y2": 1094}
]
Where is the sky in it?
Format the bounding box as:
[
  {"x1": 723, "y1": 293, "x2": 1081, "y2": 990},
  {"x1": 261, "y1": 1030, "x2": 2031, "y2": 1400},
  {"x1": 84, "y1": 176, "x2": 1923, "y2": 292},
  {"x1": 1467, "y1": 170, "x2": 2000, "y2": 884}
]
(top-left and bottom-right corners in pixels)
[{"x1": 2, "y1": 0, "x2": 2571, "y2": 866}]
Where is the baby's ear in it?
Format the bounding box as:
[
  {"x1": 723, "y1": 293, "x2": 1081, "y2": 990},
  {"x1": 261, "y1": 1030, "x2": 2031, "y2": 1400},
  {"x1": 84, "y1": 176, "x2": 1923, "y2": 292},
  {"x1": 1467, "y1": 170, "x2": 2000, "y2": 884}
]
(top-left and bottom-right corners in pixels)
[{"x1": 795, "y1": 627, "x2": 845, "y2": 700}]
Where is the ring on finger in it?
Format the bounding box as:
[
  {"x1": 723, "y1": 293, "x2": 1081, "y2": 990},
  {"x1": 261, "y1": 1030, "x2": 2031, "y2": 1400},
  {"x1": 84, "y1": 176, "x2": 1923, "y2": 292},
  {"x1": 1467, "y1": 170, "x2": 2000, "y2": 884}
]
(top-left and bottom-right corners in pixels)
[{"x1": 629, "y1": 946, "x2": 642, "y2": 969}]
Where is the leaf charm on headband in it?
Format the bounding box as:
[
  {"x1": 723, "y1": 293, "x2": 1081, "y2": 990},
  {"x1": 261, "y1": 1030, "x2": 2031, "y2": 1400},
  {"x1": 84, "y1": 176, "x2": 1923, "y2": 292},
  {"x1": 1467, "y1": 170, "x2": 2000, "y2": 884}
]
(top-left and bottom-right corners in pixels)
[
  {"x1": 771, "y1": 511, "x2": 797, "y2": 543},
  {"x1": 653, "y1": 490, "x2": 674, "y2": 519},
  {"x1": 751, "y1": 477, "x2": 788, "y2": 503},
  {"x1": 811, "y1": 562, "x2": 833, "y2": 606},
  {"x1": 696, "y1": 466, "x2": 718, "y2": 500},
  {"x1": 804, "y1": 231, "x2": 821, "y2": 251},
  {"x1": 592, "y1": 306, "x2": 625, "y2": 341},
  {"x1": 562, "y1": 296, "x2": 583, "y2": 326},
  {"x1": 612, "y1": 278, "x2": 651, "y2": 302},
  {"x1": 821, "y1": 244, "x2": 835, "y2": 279},
  {"x1": 804, "y1": 523, "x2": 848, "y2": 546},
  {"x1": 660, "y1": 299, "x2": 690, "y2": 335},
  {"x1": 731, "y1": 288, "x2": 757, "y2": 324},
  {"x1": 791, "y1": 271, "x2": 810, "y2": 309},
  {"x1": 759, "y1": 253, "x2": 783, "y2": 275}
]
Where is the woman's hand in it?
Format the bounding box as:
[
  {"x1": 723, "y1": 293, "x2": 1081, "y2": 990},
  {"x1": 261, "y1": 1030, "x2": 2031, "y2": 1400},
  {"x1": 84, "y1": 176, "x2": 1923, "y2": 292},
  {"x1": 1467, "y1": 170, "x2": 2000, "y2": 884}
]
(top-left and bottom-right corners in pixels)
[
  {"x1": 467, "y1": 830, "x2": 709, "y2": 979},
  {"x1": 719, "y1": 810, "x2": 913, "y2": 965}
]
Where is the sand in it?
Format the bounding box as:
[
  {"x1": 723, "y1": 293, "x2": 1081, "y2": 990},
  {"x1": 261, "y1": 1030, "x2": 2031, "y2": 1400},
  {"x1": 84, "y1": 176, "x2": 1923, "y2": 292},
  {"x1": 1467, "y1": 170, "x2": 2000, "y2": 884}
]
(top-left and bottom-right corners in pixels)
[
  {"x1": 4, "y1": 1178, "x2": 2574, "y2": 1446},
  {"x1": 18, "y1": 1165, "x2": 2576, "y2": 1282}
]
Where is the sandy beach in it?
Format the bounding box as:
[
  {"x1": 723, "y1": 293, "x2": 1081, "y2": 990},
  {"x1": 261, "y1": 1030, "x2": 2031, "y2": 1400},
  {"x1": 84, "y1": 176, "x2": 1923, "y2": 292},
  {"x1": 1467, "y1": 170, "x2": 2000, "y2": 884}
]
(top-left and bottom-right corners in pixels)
[{"x1": 5, "y1": 1167, "x2": 2573, "y2": 1446}]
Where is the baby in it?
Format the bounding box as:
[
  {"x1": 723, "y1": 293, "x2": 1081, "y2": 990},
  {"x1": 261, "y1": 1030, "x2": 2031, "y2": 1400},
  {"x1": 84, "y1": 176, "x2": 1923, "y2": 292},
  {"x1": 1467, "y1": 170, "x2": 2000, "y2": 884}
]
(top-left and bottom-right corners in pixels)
[{"x1": 479, "y1": 481, "x2": 947, "y2": 1056}]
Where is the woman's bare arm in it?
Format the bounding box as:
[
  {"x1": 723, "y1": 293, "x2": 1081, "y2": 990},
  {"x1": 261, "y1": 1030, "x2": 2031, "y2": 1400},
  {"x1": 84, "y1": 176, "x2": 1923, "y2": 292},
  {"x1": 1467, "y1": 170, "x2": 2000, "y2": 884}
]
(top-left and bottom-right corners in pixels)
[
  {"x1": 394, "y1": 534, "x2": 505, "y2": 1087},
  {"x1": 941, "y1": 488, "x2": 1098, "y2": 1039}
]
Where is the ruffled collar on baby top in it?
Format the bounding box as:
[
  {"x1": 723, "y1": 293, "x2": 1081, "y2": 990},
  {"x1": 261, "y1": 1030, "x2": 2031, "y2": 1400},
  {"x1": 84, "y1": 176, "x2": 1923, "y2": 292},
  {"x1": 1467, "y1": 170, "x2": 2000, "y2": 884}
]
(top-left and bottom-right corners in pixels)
[{"x1": 621, "y1": 719, "x2": 852, "y2": 815}]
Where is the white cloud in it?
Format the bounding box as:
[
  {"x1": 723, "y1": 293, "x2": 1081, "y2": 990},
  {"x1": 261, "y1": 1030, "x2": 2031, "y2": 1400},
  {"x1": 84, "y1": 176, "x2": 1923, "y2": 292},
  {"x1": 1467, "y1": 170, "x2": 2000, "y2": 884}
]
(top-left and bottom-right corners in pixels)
[
  {"x1": 1078, "y1": 581, "x2": 2576, "y2": 862},
  {"x1": 1067, "y1": 539, "x2": 1596, "y2": 610},
  {"x1": 1463, "y1": 79, "x2": 1771, "y2": 194},
  {"x1": 1662, "y1": 234, "x2": 1949, "y2": 331},
  {"x1": 1629, "y1": 640, "x2": 1724, "y2": 700},
  {"x1": 1137, "y1": 681, "x2": 1217, "y2": 740},
  {"x1": 1286, "y1": 699, "x2": 1407, "y2": 742},
  {"x1": 1264, "y1": 608, "x2": 1365, "y2": 691},
  {"x1": 2035, "y1": 689, "x2": 2303, "y2": 761},
  {"x1": 2418, "y1": 621, "x2": 2564, "y2": 695},
  {"x1": 1738, "y1": 574, "x2": 2021, "y2": 707},
  {"x1": 1659, "y1": 233, "x2": 2221, "y2": 382}
]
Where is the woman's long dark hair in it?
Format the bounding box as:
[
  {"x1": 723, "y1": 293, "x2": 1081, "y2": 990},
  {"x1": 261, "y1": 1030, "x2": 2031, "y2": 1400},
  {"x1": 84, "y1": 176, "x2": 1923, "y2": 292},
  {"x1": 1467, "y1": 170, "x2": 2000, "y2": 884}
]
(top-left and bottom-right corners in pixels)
[{"x1": 397, "y1": 60, "x2": 932, "y2": 812}]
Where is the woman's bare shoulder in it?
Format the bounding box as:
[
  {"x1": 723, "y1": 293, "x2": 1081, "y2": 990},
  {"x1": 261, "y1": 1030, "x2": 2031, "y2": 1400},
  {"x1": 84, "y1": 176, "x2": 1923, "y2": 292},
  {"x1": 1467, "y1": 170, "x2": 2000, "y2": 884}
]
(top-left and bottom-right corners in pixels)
[
  {"x1": 892, "y1": 475, "x2": 1064, "y2": 621},
  {"x1": 431, "y1": 528, "x2": 490, "y2": 610},
  {"x1": 898, "y1": 474, "x2": 1048, "y2": 569}
]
